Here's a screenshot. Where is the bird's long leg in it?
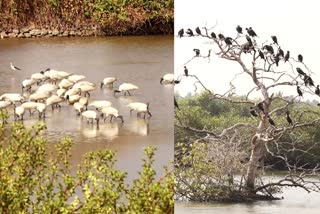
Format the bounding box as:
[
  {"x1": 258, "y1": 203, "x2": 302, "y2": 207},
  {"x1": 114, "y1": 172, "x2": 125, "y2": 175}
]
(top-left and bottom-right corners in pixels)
[
  {"x1": 110, "y1": 115, "x2": 113, "y2": 123},
  {"x1": 29, "y1": 109, "x2": 32, "y2": 116},
  {"x1": 147, "y1": 111, "x2": 152, "y2": 117},
  {"x1": 130, "y1": 109, "x2": 133, "y2": 115},
  {"x1": 52, "y1": 105, "x2": 54, "y2": 111},
  {"x1": 143, "y1": 112, "x2": 146, "y2": 119},
  {"x1": 128, "y1": 91, "x2": 131, "y2": 96}
]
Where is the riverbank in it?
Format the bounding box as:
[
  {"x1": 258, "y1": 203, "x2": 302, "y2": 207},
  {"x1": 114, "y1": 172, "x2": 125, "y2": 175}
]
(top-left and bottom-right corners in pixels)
[{"x1": 0, "y1": 0, "x2": 173, "y2": 39}]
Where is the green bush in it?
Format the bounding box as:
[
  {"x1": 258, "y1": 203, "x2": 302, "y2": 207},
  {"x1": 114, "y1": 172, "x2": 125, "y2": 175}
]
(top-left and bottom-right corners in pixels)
[{"x1": 0, "y1": 113, "x2": 173, "y2": 213}]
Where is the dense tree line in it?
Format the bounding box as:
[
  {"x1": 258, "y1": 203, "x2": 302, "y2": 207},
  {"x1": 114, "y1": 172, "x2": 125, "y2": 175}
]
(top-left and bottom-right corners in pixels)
[{"x1": 0, "y1": 0, "x2": 173, "y2": 35}]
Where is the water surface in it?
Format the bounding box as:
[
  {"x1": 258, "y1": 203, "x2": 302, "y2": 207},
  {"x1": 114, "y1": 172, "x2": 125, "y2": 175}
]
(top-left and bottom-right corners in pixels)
[{"x1": 0, "y1": 36, "x2": 173, "y2": 181}]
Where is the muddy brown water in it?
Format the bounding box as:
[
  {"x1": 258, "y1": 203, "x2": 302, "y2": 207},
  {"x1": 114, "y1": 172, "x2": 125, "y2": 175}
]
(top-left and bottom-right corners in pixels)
[{"x1": 0, "y1": 36, "x2": 173, "y2": 181}]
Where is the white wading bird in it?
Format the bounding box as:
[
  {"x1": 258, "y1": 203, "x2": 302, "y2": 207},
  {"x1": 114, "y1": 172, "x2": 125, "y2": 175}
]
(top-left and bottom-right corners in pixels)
[
  {"x1": 10, "y1": 62, "x2": 21, "y2": 71},
  {"x1": 114, "y1": 83, "x2": 139, "y2": 96},
  {"x1": 101, "y1": 77, "x2": 117, "y2": 89},
  {"x1": 127, "y1": 102, "x2": 152, "y2": 119},
  {"x1": 101, "y1": 106, "x2": 124, "y2": 123}
]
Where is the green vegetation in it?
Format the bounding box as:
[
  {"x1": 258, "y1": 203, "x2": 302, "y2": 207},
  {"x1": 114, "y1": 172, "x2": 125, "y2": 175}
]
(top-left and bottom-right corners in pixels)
[
  {"x1": 0, "y1": 0, "x2": 173, "y2": 35},
  {"x1": 175, "y1": 92, "x2": 320, "y2": 202},
  {"x1": 0, "y1": 113, "x2": 173, "y2": 213}
]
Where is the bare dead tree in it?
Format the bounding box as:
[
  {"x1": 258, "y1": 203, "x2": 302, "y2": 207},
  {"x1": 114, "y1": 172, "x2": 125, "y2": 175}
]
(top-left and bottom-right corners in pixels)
[{"x1": 175, "y1": 25, "x2": 320, "y2": 196}]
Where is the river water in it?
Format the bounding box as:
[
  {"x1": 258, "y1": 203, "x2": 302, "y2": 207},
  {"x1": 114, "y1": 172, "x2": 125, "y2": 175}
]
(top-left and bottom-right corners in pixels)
[
  {"x1": 0, "y1": 36, "x2": 173, "y2": 181},
  {"x1": 175, "y1": 175, "x2": 320, "y2": 214}
]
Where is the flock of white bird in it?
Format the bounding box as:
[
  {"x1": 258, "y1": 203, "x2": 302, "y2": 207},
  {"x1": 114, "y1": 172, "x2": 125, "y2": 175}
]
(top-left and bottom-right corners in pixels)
[{"x1": 0, "y1": 66, "x2": 154, "y2": 127}]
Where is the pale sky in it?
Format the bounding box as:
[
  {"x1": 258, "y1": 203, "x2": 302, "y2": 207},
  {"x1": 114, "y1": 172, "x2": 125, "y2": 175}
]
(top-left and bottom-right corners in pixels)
[{"x1": 174, "y1": 0, "x2": 320, "y2": 102}]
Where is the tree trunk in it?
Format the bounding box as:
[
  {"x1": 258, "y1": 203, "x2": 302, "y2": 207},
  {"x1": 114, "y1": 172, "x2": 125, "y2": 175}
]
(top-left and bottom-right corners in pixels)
[
  {"x1": 245, "y1": 118, "x2": 267, "y2": 192},
  {"x1": 245, "y1": 138, "x2": 264, "y2": 192}
]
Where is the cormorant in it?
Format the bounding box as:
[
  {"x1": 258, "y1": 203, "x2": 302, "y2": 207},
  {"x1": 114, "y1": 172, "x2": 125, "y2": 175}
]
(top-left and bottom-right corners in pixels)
[
  {"x1": 178, "y1": 28, "x2": 184, "y2": 38},
  {"x1": 298, "y1": 54, "x2": 303, "y2": 62},
  {"x1": 246, "y1": 27, "x2": 257, "y2": 37},
  {"x1": 263, "y1": 45, "x2": 274, "y2": 55},
  {"x1": 257, "y1": 102, "x2": 264, "y2": 113},
  {"x1": 296, "y1": 67, "x2": 305, "y2": 76},
  {"x1": 211, "y1": 32, "x2": 216, "y2": 39},
  {"x1": 315, "y1": 85, "x2": 320, "y2": 96},
  {"x1": 278, "y1": 48, "x2": 284, "y2": 58},
  {"x1": 249, "y1": 107, "x2": 258, "y2": 117},
  {"x1": 195, "y1": 27, "x2": 201, "y2": 35},
  {"x1": 193, "y1": 49, "x2": 200, "y2": 57},
  {"x1": 225, "y1": 37, "x2": 233, "y2": 45},
  {"x1": 286, "y1": 111, "x2": 293, "y2": 125},
  {"x1": 218, "y1": 33, "x2": 225, "y2": 39},
  {"x1": 259, "y1": 50, "x2": 265, "y2": 60},
  {"x1": 307, "y1": 75, "x2": 314, "y2": 87},
  {"x1": 246, "y1": 35, "x2": 253, "y2": 47},
  {"x1": 284, "y1": 51, "x2": 290, "y2": 62},
  {"x1": 267, "y1": 115, "x2": 276, "y2": 127},
  {"x1": 186, "y1": 28, "x2": 194, "y2": 37},
  {"x1": 275, "y1": 53, "x2": 280, "y2": 66},
  {"x1": 184, "y1": 66, "x2": 188, "y2": 77},
  {"x1": 271, "y1": 36, "x2": 278, "y2": 45},
  {"x1": 236, "y1": 25, "x2": 243, "y2": 34},
  {"x1": 297, "y1": 86, "x2": 303, "y2": 97}
]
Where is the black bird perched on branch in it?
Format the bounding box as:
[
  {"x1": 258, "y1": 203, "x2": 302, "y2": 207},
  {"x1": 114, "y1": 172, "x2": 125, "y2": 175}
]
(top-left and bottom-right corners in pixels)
[
  {"x1": 249, "y1": 107, "x2": 258, "y2": 117},
  {"x1": 193, "y1": 48, "x2": 200, "y2": 57},
  {"x1": 284, "y1": 51, "x2": 290, "y2": 62},
  {"x1": 271, "y1": 35, "x2": 278, "y2": 45},
  {"x1": 263, "y1": 45, "x2": 274, "y2": 55},
  {"x1": 186, "y1": 28, "x2": 194, "y2": 37},
  {"x1": 224, "y1": 37, "x2": 233, "y2": 46},
  {"x1": 178, "y1": 28, "x2": 184, "y2": 38},
  {"x1": 195, "y1": 27, "x2": 201, "y2": 35},
  {"x1": 218, "y1": 33, "x2": 225, "y2": 40},
  {"x1": 298, "y1": 54, "x2": 303, "y2": 62},
  {"x1": 297, "y1": 86, "x2": 303, "y2": 97},
  {"x1": 257, "y1": 102, "x2": 265, "y2": 113},
  {"x1": 296, "y1": 67, "x2": 305, "y2": 76},
  {"x1": 184, "y1": 66, "x2": 189, "y2": 77},
  {"x1": 267, "y1": 115, "x2": 276, "y2": 127},
  {"x1": 246, "y1": 27, "x2": 257, "y2": 37},
  {"x1": 211, "y1": 32, "x2": 216, "y2": 39},
  {"x1": 316, "y1": 85, "x2": 320, "y2": 96},
  {"x1": 274, "y1": 53, "x2": 280, "y2": 66},
  {"x1": 259, "y1": 50, "x2": 265, "y2": 60},
  {"x1": 278, "y1": 48, "x2": 284, "y2": 58},
  {"x1": 236, "y1": 25, "x2": 243, "y2": 34},
  {"x1": 303, "y1": 74, "x2": 314, "y2": 87},
  {"x1": 246, "y1": 35, "x2": 253, "y2": 47},
  {"x1": 286, "y1": 111, "x2": 293, "y2": 125}
]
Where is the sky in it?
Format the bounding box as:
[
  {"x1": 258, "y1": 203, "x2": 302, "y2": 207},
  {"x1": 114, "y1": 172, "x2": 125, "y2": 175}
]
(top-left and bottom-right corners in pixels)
[{"x1": 174, "y1": 0, "x2": 320, "y2": 102}]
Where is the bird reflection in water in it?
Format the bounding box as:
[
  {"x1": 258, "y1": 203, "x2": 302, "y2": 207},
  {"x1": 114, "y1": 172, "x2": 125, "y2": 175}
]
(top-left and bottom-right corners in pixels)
[{"x1": 128, "y1": 118, "x2": 150, "y2": 136}]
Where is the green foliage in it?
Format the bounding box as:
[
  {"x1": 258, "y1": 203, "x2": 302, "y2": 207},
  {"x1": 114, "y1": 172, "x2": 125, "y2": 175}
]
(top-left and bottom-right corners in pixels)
[
  {"x1": 175, "y1": 92, "x2": 320, "y2": 199},
  {"x1": 0, "y1": 115, "x2": 173, "y2": 213}
]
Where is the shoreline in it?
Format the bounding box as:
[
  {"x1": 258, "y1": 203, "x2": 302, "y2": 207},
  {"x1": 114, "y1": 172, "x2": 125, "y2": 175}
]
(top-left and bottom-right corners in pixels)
[{"x1": 0, "y1": 26, "x2": 173, "y2": 39}]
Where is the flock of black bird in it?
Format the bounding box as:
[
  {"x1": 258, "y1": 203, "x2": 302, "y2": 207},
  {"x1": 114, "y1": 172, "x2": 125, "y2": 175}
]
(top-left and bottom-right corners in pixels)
[{"x1": 177, "y1": 24, "x2": 320, "y2": 127}]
